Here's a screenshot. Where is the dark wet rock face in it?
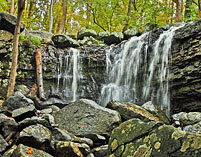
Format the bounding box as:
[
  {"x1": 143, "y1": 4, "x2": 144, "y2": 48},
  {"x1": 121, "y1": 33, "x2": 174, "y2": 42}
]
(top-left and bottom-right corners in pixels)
[
  {"x1": 170, "y1": 19, "x2": 201, "y2": 114},
  {"x1": 54, "y1": 99, "x2": 121, "y2": 136}
]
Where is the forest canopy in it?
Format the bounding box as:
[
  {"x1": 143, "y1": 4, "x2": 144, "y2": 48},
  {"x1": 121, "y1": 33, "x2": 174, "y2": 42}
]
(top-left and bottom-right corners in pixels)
[{"x1": 0, "y1": 0, "x2": 201, "y2": 35}]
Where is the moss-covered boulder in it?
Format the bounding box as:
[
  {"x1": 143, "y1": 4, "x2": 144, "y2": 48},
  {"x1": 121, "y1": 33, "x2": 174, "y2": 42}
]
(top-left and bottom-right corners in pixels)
[
  {"x1": 77, "y1": 29, "x2": 97, "y2": 40},
  {"x1": 11, "y1": 144, "x2": 53, "y2": 157},
  {"x1": 52, "y1": 35, "x2": 79, "y2": 48},
  {"x1": 99, "y1": 31, "x2": 124, "y2": 45},
  {"x1": 108, "y1": 118, "x2": 201, "y2": 157},
  {"x1": 54, "y1": 99, "x2": 121, "y2": 136},
  {"x1": 123, "y1": 27, "x2": 141, "y2": 40}
]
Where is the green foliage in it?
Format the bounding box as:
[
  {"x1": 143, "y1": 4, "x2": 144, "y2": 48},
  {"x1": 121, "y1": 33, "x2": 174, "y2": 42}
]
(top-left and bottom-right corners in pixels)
[{"x1": 0, "y1": 0, "x2": 200, "y2": 35}]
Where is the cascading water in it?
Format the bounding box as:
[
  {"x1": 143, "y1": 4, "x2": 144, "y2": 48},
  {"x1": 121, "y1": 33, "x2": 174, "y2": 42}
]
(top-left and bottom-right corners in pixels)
[
  {"x1": 100, "y1": 26, "x2": 183, "y2": 116},
  {"x1": 56, "y1": 48, "x2": 81, "y2": 102}
]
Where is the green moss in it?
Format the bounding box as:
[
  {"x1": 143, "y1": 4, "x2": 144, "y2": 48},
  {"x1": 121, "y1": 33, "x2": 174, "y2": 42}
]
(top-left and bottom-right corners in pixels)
[
  {"x1": 154, "y1": 142, "x2": 161, "y2": 150},
  {"x1": 111, "y1": 139, "x2": 119, "y2": 151},
  {"x1": 180, "y1": 141, "x2": 190, "y2": 152},
  {"x1": 172, "y1": 130, "x2": 186, "y2": 140}
]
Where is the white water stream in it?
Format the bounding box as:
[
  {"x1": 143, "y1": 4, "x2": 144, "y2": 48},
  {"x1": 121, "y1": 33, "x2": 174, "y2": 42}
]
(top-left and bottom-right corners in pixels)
[{"x1": 100, "y1": 26, "x2": 183, "y2": 116}]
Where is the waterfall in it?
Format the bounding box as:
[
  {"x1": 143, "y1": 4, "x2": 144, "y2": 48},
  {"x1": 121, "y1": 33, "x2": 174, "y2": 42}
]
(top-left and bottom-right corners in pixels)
[
  {"x1": 100, "y1": 26, "x2": 183, "y2": 116},
  {"x1": 56, "y1": 48, "x2": 81, "y2": 102}
]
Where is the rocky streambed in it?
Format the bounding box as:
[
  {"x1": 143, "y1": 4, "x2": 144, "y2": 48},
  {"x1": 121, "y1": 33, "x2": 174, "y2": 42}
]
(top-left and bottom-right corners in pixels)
[{"x1": 1, "y1": 91, "x2": 201, "y2": 157}]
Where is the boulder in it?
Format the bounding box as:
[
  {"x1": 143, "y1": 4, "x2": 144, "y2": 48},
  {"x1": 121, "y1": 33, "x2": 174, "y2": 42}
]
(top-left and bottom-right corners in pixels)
[
  {"x1": 172, "y1": 112, "x2": 201, "y2": 126},
  {"x1": 77, "y1": 29, "x2": 97, "y2": 40},
  {"x1": 79, "y1": 36, "x2": 105, "y2": 46},
  {"x1": 18, "y1": 116, "x2": 51, "y2": 130},
  {"x1": 142, "y1": 101, "x2": 157, "y2": 115},
  {"x1": 99, "y1": 31, "x2": 124, "y2": 45},
  {"x1": 11, "y1": 144, "x2": 53, "y2": 157},
  {"x1": 123, "y1": 27, "x2": 141, "y2": 40},
  {"x1": 52, "y1": 35, "x2": 79, "y2": 48},
  {"x1": 0, "y1": 113, "x2": 18, "y2": 137},
  {"x1": 143, "y1": 23, "x2": 158, "y2": 32},
  {"x1": 52, "y1": 128, "x2": 93, "y2": 147},
  {"x1": 0, "y1": 134, "x2": 8, "y2": 153},
  {"x1": 106, "y1": 100, "x2": 160, "y2": 122},
  {"x1": 27, "y1": 30, "x2": 53, "y2": 43},
  {"x1": 14, "y1": 85, "x2": 29, "y2": 96},
  {"x1": 2, "y1": 92, "x2": 34, "y2": 114},
  {"x1": 17, "y1": 124, "x2": 52, "y2": 151},
  {"x1": 0, "y1": 12, "x2": 25, "y2": 34},
  {"x1": 55, "y1": 141, "x2": 85, "y2": 157},
  {"x1": 42, "y1": 97, "x2": 66, "y2": 108},
  {"x1": 54, "y1": 99, "x2": 121, "y2": 136},
  {"x1": 184, "y1": 121, "x2": 201, "y2": 134},
  {"x1": 12, "y1": 104, "x2": 36, "y2": 122},
  {"x1": 108, "y1": 118, "x2": 201, "y2": 157}
]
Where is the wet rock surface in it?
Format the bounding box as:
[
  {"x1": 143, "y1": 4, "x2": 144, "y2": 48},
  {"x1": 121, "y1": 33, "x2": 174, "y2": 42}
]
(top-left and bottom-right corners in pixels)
[{"x1": 171, "y1": 19, "x2": 201, "y2": 113}]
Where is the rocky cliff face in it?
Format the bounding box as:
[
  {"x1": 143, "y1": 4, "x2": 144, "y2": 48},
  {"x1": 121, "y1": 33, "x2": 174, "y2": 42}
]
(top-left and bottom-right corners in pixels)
[{"x1": 170, "y1": 19, "x2": 201, "y2": 114}]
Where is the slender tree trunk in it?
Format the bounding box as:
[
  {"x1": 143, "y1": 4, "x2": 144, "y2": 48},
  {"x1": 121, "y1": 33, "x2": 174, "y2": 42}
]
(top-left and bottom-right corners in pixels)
[
  {"x1": 27, "y1": 0, "x2": 34, "y2": 28},
  {"x1": 176, "y1": 0, "x2": 183, "y2": 22},
  {"x1": 132, "y1": 0, "x2": 137, "y2": 11},
  {"x1": 7, "y1": 0, "x2": 25, "y2": 98},
  {"x1": 57, "y1": 0, "x2": 67, "y2": 34},
  {"x1": 184, "y1": 0, "x2": 192, "y2": 21},
  {"x1": 10, "y1": 0, "x2": 15, "y2": 15},
  {"x1": 49, "y1": 0, "x2": 54, "y2": 33},
  {"x1": 86, "y1": 3, "x2": 91, "y2": 25},
  {"x1": 35, "y1": 48, "x2": 45, "y2": 100},
  {"x1": 171, "y1": 0, "x2": 174, "y2": 23},
  {"x1": 198, "y1": 0, "x2": 201, "y2": 18},
  {"x1": 123, "y1": 0, "x2": 132, "y2": 32}
]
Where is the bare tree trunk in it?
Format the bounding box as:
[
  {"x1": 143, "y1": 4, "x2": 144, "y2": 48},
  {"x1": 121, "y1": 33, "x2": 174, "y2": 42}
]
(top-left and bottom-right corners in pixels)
[
  {"x1": 35, "y1": 48, "x2": 45, "y2": 100},
  {"x1": 49, "y1": 0, "x2": 54, "y2": 33},
  {"x1": 10, "y1": 0, "x2": 15, "y2": 15},
  {"x1": 184, "y1": 0, "x2": 192, "y2": 21},
  {"x1": 57, "y1": 0, "x2": 67, "y2": 34},
  {"x1": 86, "y1": 3, "x2": 91, "y2": 25},
  {"x1": 176, "y1": 0, "x2": 183, "y2": 22},
  {"x1": 199, "y1": 0, "x2": 201, "y2": 18},
  {"x1": 27, "y1": 0, "x2": 35, "y2": 28},
  {"x1": 132, "y1": 0, "x2": 137, "y2": 11},
  {"x1": 7, "y1": 0, "x2": 25, "y2": 98},
  {"x1": 123, "y1": 0, "x2": 132, "y2": 32}
]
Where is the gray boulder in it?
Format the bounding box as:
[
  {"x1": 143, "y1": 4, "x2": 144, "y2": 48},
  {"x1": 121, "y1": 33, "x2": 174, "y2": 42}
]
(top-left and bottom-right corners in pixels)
[
  {"x1": 0, "y1": 12, "x2": 25, "y2": 34},
  {"x1": 77, "y1": 29, "x2": 97, "y2": 40},
  {"x1": 123, "y1": 27, "x2": 141, "y2": 40},
  {"x1": 99, "y1": 31, "x2": 124, "y2": 45},
  {"x1": 54, "y1": 99, "x2": 121, "y2": 136},
  {"x1": 2, "y1": 92, "x2": 34, "y2": 114},
  {"x1": 27, "y1": 30, "x2": 53, "y2": 43},
  {"x1": 17, "y1": 124, "x2": 52, "y2": 151},
  {"x1": 52, "y1": 35, "x2": 79, "y2": 48}
]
